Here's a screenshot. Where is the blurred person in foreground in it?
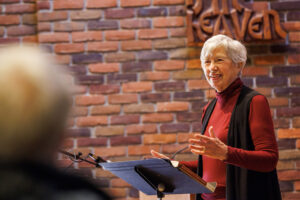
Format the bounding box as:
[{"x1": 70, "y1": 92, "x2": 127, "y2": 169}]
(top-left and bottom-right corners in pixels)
[
  {"x1": 151, "y1": 35, "x2": 281, "y2": 200},
  {"x1": 0, "y1": 45, "x2": 111, "y2": 200}
]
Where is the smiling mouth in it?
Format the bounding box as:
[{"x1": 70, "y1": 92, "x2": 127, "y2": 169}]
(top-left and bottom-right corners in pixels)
[{"x1": 209, "y1": 74, "x2": 222, "y2": 79}]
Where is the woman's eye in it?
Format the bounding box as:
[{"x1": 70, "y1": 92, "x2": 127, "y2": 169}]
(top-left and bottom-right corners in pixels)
[
  {"x1": 216, "y1": 58, "x2": 223, "y2": 62},
  {"x1": 205, "y1": 60, "x2": 211, "y2": 64}
]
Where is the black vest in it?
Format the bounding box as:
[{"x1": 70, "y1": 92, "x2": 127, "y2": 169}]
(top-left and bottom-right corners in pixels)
[{"x1": 197, "y1": 86, "x2": 281, "y2": 200}]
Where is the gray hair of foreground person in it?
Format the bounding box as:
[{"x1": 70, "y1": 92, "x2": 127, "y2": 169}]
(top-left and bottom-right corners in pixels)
[
  {"x1": 200, "y1": 34, "x2": 247, "y2": 71},
  {"x1": 0, "y1": 45, "x2": 72, "y2": 162}
]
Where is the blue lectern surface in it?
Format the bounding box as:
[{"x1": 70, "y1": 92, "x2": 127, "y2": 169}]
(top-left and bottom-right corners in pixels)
[{"x1": 100, "y1": 158, "x2": 213, "y2": 195}]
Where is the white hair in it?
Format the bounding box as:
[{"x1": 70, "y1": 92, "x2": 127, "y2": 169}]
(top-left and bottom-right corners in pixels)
[
  {"x1": 0, "y1": 45, "x2": 72, "y2": 161},
  {"x1": 200, "y1": 34, "x2": 247, "y2": 69}
]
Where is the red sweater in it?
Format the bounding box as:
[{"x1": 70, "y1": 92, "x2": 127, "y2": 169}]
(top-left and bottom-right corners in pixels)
[{"x1": 181, "y1": 78, "x2": 278, "y2": 200}]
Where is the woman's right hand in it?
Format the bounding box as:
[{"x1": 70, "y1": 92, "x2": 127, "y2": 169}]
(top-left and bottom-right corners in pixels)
[{"x1": 150, "y1": 150, "x2": 170, "y2": 160}]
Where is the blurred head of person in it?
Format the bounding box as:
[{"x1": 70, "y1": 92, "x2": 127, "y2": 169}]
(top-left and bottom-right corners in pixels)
[{"x1": 0, "y1": 45, "x2": 72, "y2": 163}]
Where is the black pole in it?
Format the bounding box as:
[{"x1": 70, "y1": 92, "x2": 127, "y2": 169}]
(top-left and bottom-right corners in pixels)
[{"x1": 59, "y1": 149, "x2": 101, "y2": 167}]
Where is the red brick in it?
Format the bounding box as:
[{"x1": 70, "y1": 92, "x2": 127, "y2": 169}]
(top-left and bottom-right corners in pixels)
[
  {"x1": 142, "y1": 113, "x2": 173, "y2": 123},
  {"x1": 162, "y1": 143, "x2": 189, "y2": 154},
  {"x1": 120, "y1": 19, "x2": 150, "y2": 29},
  {"x1": 72, "y1": 31, "x2": 103, "y2": 42},
  {"x1": 0, "y1": 27, "x2": 4, "y2": 36},
  {"x1": 22, "y1": 14, "x2": 37, "y2": 25},
  {"x1": 267, "y1": 97, "x2": 289, "y2": 107},
  {"x1": 205, "y1": 89, "x2": 217, "y2": 99},
  {"x1": 294, "y1": 118, "x2": 300, "y2": 128},
  {"x1": 38, "y1": 33, "x2": 69, "y2": 43},
  {"x1": 87, "y1": 41, "x2": 118, "y2": 52},
  {"x1": 38, "y1": 11, "x2": 68, "y2": 21},
  {"x1": 170, "y1": 27, "x2": 186, "y2": 37},
  {"x1": 77, "y1": 138, "x2": 107, "y2": 147},
  {"x1": 121, "y1": 40, "x2": 152, "y2": 51},
  {"x1": 77, "y1": 116, "x2": 108, "y2": 127},
  {"x1": 251, "y1": 2, "x2": 268, "y2": 11},
  {"x1": 157, "y1": 102, "x2": 189, "y2": 112},
  {"x1": 105, "y1": 52, "x2": 136, "y2": 63},
  {"x1": 282, "y1": 192, "x2": 300, "y2": 200},
  {"x1": 73, "y1": 85, "x2": 88, "y2": 94},
  {"x1": 140, "y1": 72, "x2": 170, "y2": 81},
  {"x1": 256, "y1": 88, "x2": 272, "y2": 97},
  {"x1": 173, "y1": 70, "x2": 202, "y2": 80},
  {"x1": 5, "y1": 4, "x2": 35, "y2": 14},
  {"x1": 144, "y1": 134, "x2": 176, "y2": 144},
  {"x1": 154, "y1": 60, "x2": 185, "y2": 71},
  {"x1": 128, "y1": 145, "x2": 160, "y2": 156},
  {"x1": 188, "y1": 80, "x2": 210, "y2": 90},
  {"x1": 0, "y1": 0, "x2": 19, "y2": 3},
  {"x1": 90, "y1": 84, "x2": 120, "y2": 94},
  {"x1": 37, "y1": 22, "x2": 51, "y2": 32},
  {"x1": 89, "y1": 63, "x2": 119, "y2": 73},
  {"x1": 71, "y1": 10, "x2": 102, "y2": 20},
  {"x1": 75, "y1": 95, "x2": 105, "y2": 106},
  {"x1": 242, "y1": 66, "x2": 270, "y2": 77},
  {"x1": 103, "y1": 188, "x2": 126, "y2": 198},
  {"x1": 123, "y1": 104, "x2": 154, "y2": 113},
  {"x1": 94, "y1": 147, "x2": 126, "y2": 157},
  {"x1": 122, "y1": 82, "x2": 152, "y2": 93},
  {"x1": 22, "y1": 35, "x2": 37, "y2": 43},
  {"x1": 95, "y1": 126, "x2": 124, "y2": 136},
  {"x1": 278, "y1": 170, "x2": 300, "y2": 181},
  {"x1": 111, "y1": 115, "x2": 139, "y2": 125},
  {"x1": 153, "y1": 17, "x2": 184, "y2": 28},
  {"x1": 153, "y1": 0, "x2": 184, "y2": 5},
  {"x1": 91, "y1": 105, "x2": 121, "y2": 115},
  {"x1": 55, "y1": 55, "x2": 70, "y2": 64},
  {"x1": 178, "y1": 132, "x2": 195, "y2": 143},
  {"x1": 87, "y1": 0, "x2": 117, "y2": 8},
  {"x1": 54, "y1": 43, "x2": 84, "y2": 54},
  {"x1": 111, "y1": 178, "x2": 130, "y2": 187},
  {"x1": 70, "y1": 107, "x2": 88, "y2": 117},
  {"x1": 105, "y1": 30, "x2": 135, "y2": 41},
  {"x1": 187, "y1": 59, "x2": 201, "y2": 69},
  {"x1": 61, "y1": 139, "x2": 74, "y2": 148},
  {"x1": 254, "y1": 55, "x2": 285, "y2": 65},
  {"x1": 290, "y1": 32, "x2": 300, "y2": 42},
  {"x1": 291, "y1": 75, "x2": 300, "y2": 85},
  {"x1": 54, "y1": 22, "x2": 85, "y2": 32},
  {"x1": 105, "y1": 8, "x2": 134, "y2": 19},
  {"x1": 153, "y1": 38, "x2": 185, "y2": 49},
  {"x1": 53, "y1": 0, "x2": 84, "y2": 10},
  {"x1": 283, "y1": 22, "x2": 300, "y2": 31},
  {"x1": 126, "y1": 124, "x2": 157, "y2": 134},
  {"x1": 95, "y1": 168, "x2": 115, "y2": 178},
  {"x1": 37, "y1": 1, "x2": 50, "y2": 10},
  {"x1": 111, "y1": 135, "x2": 141, "y2": 146},
  {"x1": 7, "y1": 25, "x2": 35, "y2": 36},
  {"x1": 121, "y1": 0, "x2": 150, "y2": 7},
  {"x1": 108, "y1": 94, "x2": 138, "y2": 104},
  {"x1": 288, "y1": 54, "x2": 300, "y2": 64},
  {"x1": 278, "y1": 129, "x2": 300, "y2": 139},
  {"x1": 138, "y1": 29, "x2": 168, "y2": 39}
]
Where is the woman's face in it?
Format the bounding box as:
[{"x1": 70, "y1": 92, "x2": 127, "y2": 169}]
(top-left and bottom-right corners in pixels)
[{"x1": 202, "y1": 46, "x2": 241, "y2": 92}]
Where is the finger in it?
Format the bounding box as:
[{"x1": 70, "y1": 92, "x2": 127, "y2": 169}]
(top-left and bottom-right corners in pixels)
[
  {"x1": 150, "y1": 150, "x2": 170, "y2": 159},
  {"x1": 189, "y1": 144, "x2": 205, "y2": 151},
  {"x1": 189, "y1": 138, "x2": 206, "y2": 145},
  {"x1": 209, "y1": 126, "x2": 216, "y2": 138},
  {"x1": 194, "y1": 134, "x2": 212, "y2": 141},
  {"x1": 190, "y1": 149, "x2": 205, "y2": 155}
]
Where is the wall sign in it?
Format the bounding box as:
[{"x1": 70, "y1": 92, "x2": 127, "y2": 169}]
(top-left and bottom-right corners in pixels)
[{"x1": 186, "y1": 0, "x2": 287, "y2": 44}]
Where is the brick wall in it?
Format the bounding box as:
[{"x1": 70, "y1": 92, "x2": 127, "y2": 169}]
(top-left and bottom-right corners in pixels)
[{"x1": 1, "y1": 0, "x2": 300, "y2": 199}]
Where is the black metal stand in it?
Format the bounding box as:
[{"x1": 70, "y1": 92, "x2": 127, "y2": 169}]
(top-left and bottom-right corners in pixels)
[{"x1": 135, "y1": 165, "x2": 174, "y2": 200}]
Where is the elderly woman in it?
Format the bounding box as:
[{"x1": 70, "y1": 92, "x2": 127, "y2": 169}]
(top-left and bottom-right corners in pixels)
[{"x1": 152, "y1": 35, "x2": 281, "y2": 200}]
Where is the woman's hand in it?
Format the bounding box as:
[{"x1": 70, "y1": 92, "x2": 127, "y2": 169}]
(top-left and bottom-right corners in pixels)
[
  {"x1": 189, "y1": 126, "x2": 228, "y2": 161},
  {"x1": 150, "y1": 150, "x2": 170, "y2": 160}
]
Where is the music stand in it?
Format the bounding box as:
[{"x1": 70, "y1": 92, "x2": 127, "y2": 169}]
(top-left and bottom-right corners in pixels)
[{"x1": 100, "y1": 158, "x2": 216, "y2": 200}]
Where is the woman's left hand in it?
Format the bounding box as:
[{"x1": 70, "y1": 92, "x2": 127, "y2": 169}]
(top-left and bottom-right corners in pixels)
[{"x1": 189, "y1": 126, "x2": 228, "y2": 161}]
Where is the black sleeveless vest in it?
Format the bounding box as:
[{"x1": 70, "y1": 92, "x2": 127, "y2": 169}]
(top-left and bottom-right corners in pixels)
[{"x1": 196, "y1": 86, "x2": 281, "y2": 200}]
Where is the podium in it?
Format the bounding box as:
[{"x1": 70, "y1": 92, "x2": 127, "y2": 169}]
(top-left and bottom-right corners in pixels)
[
  {"x1": 139, "y1": 192, "x2": 195, "y2": 200},
  {"x1": 100, "y1": 158, "x2": 216, "y2": 200}
]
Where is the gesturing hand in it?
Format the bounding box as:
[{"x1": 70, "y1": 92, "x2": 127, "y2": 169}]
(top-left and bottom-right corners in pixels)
[{"x1": 188, "y1": 126, "x2": 228, "y2": 161}]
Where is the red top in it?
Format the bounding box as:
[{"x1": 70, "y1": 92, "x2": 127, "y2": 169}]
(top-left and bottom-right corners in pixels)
[{"x1": 180, "y1": 78, "x2": 278, "y2": 200}]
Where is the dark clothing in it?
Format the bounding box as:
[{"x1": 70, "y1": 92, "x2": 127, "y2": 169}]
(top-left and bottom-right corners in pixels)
[
  {"x1": 198, "y1": 84, "x2": 281, "y2": 200},
  {"x1": 0, "y1": 161, "x2": 111, "y2": 200}
]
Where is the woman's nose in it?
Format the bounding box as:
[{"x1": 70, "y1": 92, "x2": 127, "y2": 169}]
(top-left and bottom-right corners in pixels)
[{"x1": 208, "y1": 62, "x2": 217, "y2": 71}]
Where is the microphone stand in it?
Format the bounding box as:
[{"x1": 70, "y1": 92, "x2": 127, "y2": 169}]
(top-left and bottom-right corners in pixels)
[{"x1": 59, "y1": 149, "x2": 106, "y2": 168}]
